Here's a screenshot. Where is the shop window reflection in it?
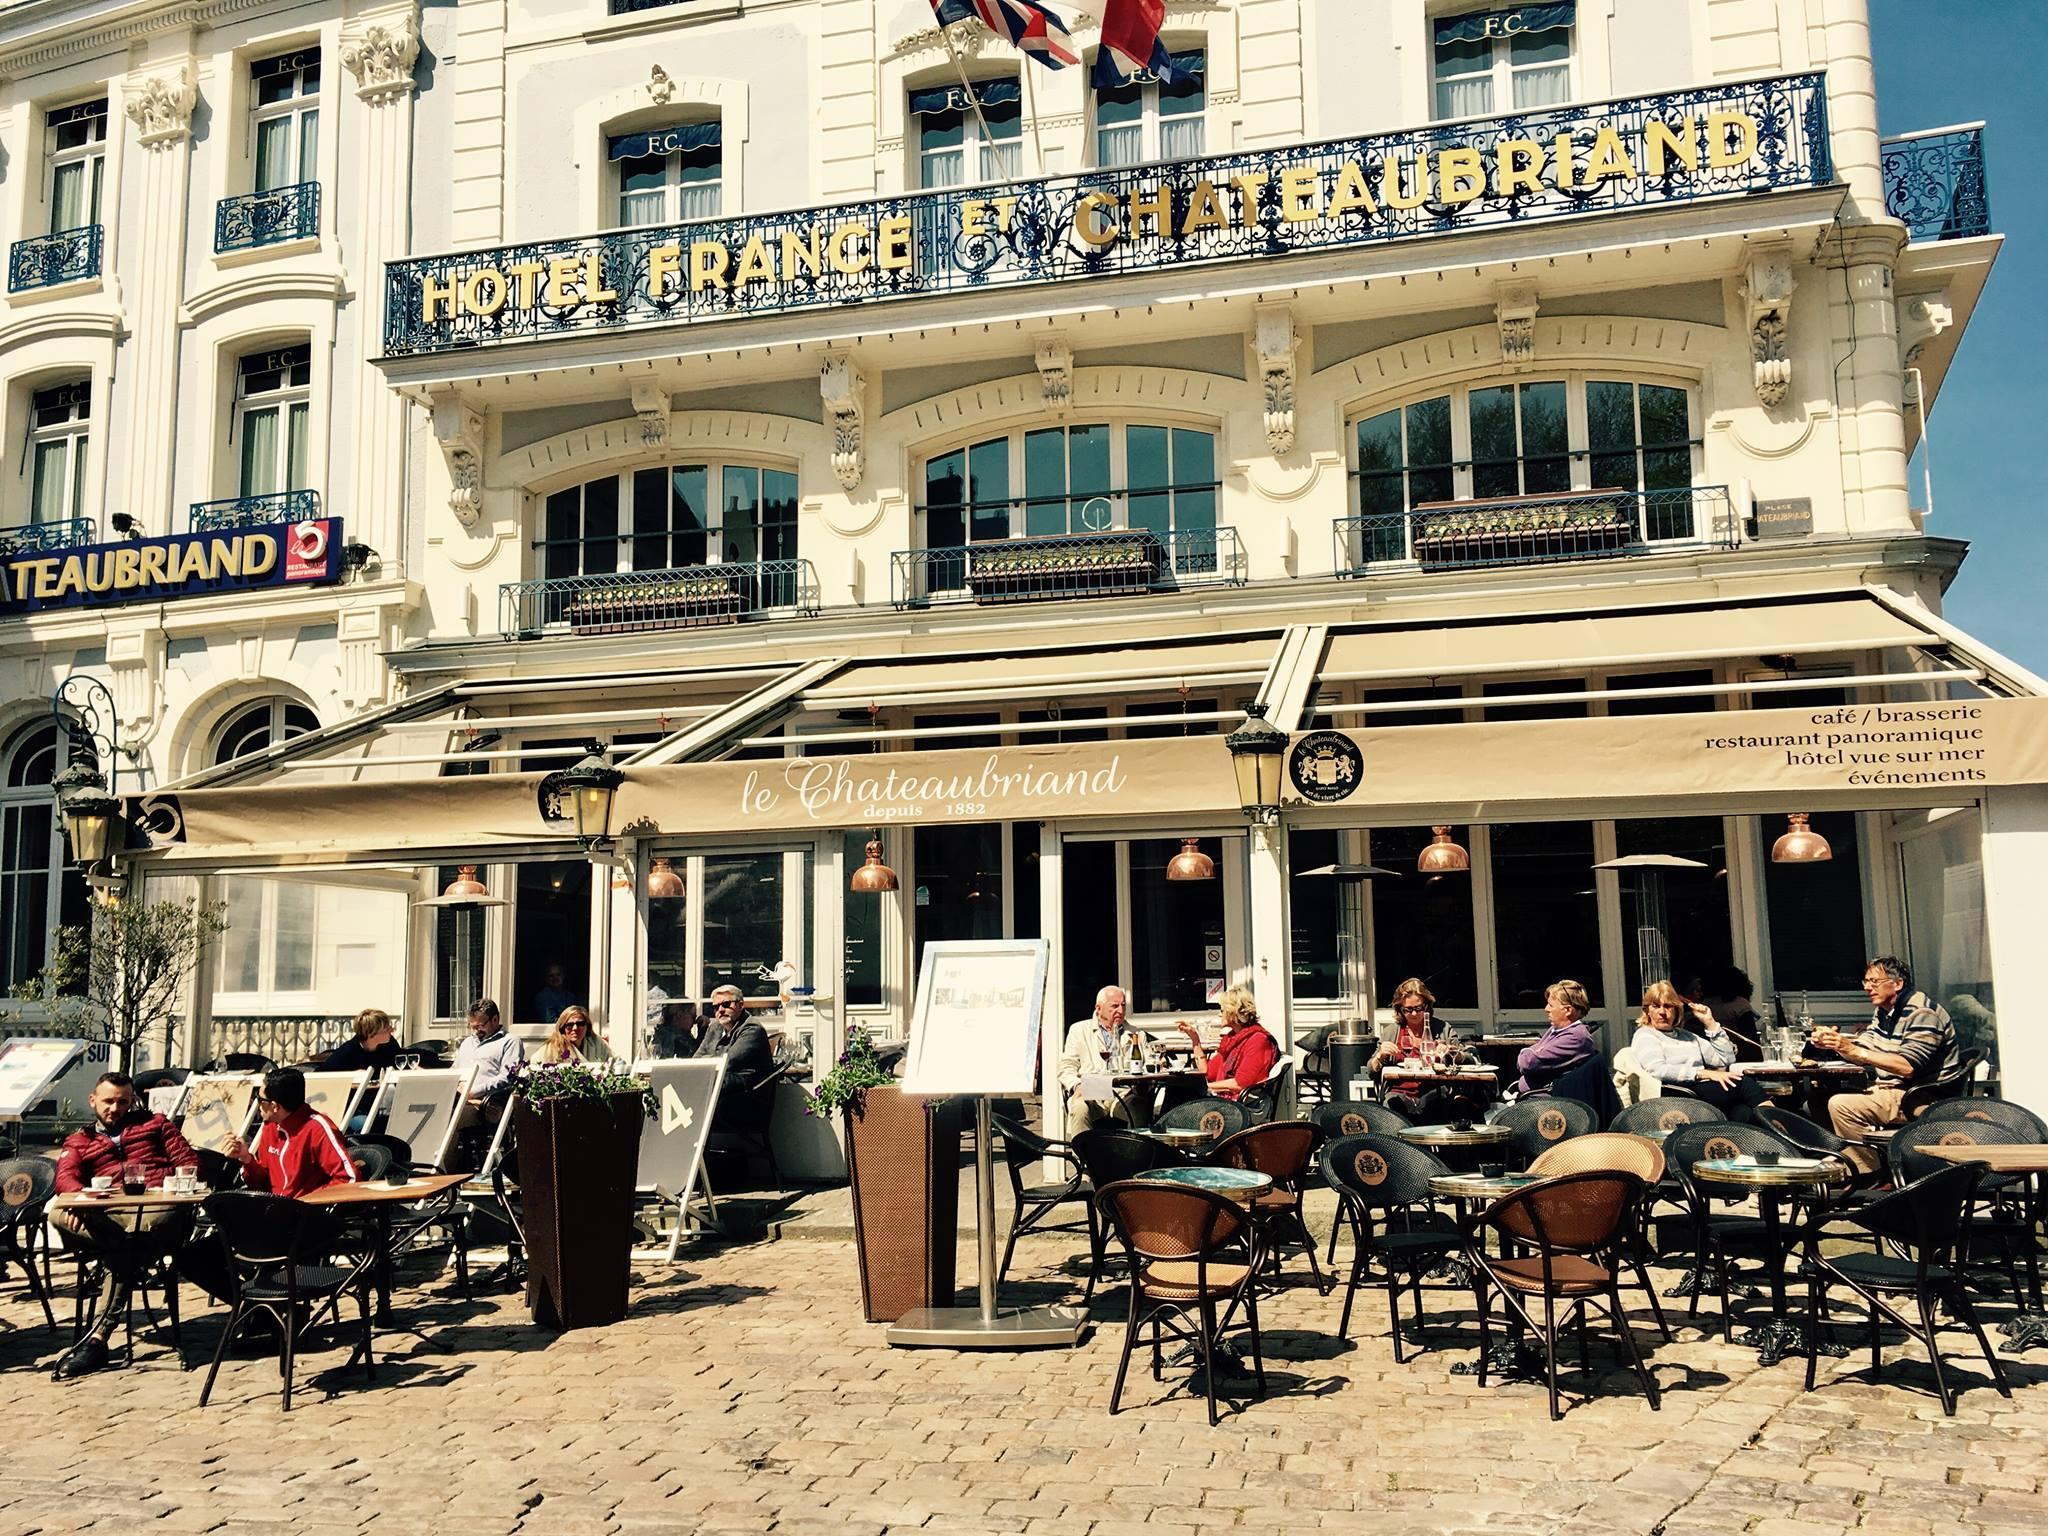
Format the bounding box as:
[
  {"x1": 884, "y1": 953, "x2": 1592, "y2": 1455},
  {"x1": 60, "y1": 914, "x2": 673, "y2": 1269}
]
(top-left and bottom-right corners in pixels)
[
  {"x1": 1365, "y1": 826, "x2": 1478, "y2": 1009},
  {"x1": 1288, "y1": 828, "x2": 1342, "y2": 1001},
  {"x1": 1061, "y1": 841, "x2": 1117, "y2": 1024},
  {"x1": 1130, "y1": 837, "x2": 1224, "y2": 1013},
  {"x1": 513, "y1": 862, "x2": 592, "y2": 1028},
  {"x1": 1765, "y1": 810, "x2": 1867, "y2": 994},
  {"x1": 1490, "y1": 820, "x2": 1602, "y2": 1011},
  {"x1": 1615, "y1": 817, "x2": 1733, "y2": 999},
  {"x1": 702, "y1": 853, "x2": 786, "y2": 999}
]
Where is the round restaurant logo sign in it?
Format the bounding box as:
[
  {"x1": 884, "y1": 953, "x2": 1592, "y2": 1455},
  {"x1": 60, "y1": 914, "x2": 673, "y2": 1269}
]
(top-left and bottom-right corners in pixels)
[
  {"x1": 1657, "y1": 1108, "x2": 1689, "y2": 1133},
  {"x1": 1538, "y1": 1108, "x2": 1568, "y2": 1140},
  {"x1": 1704, "y1": 1135, "x2": 1740, "y2": 1163},
  {"x1": 1288, "y1": 732, "x2": 1363, "y2": 804},
  {"x1": 1198, "y1": 1110, "x2": 1225, "y2": 1137},
  {"x1": 1938, "y1": 1131, "x2": 1976, "y2": 1147},
  {"x1": 1339, "y1": 1112, "x2": 1367, "y2": 1135},
  {"x1": 1353, "y1": 1148, "x2": 1389, "y2": 1187},
  {"x1": 1, "y1": 1172, "x2": 30, "y2": 1207}
]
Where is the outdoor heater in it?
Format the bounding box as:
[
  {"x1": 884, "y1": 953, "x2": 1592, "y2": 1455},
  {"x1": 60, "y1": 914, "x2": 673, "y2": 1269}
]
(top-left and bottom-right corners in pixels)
[
  {"x1": 1594, "y1": 852, "x2": 1708, "y2": 998},
  {"x1": 1297, "y1": 861, "x2": 1400, "y2": 1095}
]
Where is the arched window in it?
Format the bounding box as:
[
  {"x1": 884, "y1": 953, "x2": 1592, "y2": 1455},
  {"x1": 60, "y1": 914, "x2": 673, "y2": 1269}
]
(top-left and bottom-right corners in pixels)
[
  {"x1": 1, "y1": 722, "x2": 88, "y2": 989},
  {"x1": 538, "y1": 461, "x2": 798, "y2": 578},
  {"x1": 923, "y1": 422, "x2": 1217, "y2": 547},
  {"x1": 213, "y1": 698, "x2": 318, "y2": 766},
  {"x1": 1348, "y1": 375, "x2": 1702, "y2": 563}
]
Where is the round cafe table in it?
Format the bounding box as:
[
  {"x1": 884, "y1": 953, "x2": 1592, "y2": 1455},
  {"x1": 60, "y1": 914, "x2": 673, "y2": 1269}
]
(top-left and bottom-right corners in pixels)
[
  {"x1": 1425, "y1": 1170, "x2": 1547, "y2": 1381},
  {"x1": 1691, "y1": 1154, "x2": 1848, "y2": 1366},
  {"x1": 1130, "y1": 1126, "x2": 1218, "y2": 1155},
  {"x1": 1396, "y1": 1122, "x2": 1514, "y2": 1151},
  {"x1": 1917, "y1": 1143, "x2": 2048, "y2": 1352},
  {"x1": 1134, "y1": 1165, "x2": 1272, "y2": 1202}
]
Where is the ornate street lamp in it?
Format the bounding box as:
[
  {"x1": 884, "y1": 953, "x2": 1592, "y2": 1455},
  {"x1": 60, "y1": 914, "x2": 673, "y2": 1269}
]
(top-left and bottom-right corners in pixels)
[
  {"x1": 1224, "y1": 703, "x2": 1287, "y2": 826},
  {"x1": 536, "y1": 742, "x2": 624, "y2": 851},
  {"x1": 53, "y1": 760, "x2": 122, "y2": 869}
]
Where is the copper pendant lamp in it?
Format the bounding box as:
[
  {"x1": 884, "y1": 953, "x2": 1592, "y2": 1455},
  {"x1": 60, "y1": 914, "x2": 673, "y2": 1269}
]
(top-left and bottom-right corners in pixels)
[
  {"x1": 849, "y1": 838, "x2": 900, "y2": 892},
  {"x1": 1165, "y1": 838, "x2": 1216, "y2": 881},
  {"x1": 644, "y1": 855, "x2": 685, "y2": 898},
  {"x1": 1770, "y1": 812, "x2": 1832, "y2": 863},
  {"x1": 442, "y1": 864, "x2": 489, "y2": 898},
  {"x1": 1416, "y1": 826, "x2": 1471, "y2": 874}
]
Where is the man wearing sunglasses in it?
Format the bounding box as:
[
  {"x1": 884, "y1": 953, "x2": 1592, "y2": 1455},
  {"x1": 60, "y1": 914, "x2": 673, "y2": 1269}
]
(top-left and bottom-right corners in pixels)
[{"x1": 693, "y1": 985, "x2": 776, "y2": 1128}]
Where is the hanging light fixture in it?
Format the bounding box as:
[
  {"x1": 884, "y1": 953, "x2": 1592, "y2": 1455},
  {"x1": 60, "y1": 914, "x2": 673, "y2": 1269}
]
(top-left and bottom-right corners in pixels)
[
  {"x1": 849, "y1": 837, "x2": 899, "y2": 893},
  {"x1": 442, "y1": 865, "x2": 489, "y2": 898},
  {"x1": 52, "y1": 761, "x2": 122, "y2": 870},
  {"x1": 1416, "y1": 825, "x2": 1471, "y2": 874},
  {"x1": 535, "y1": 741, "x2": 624, "y2": 851},
  {"x1": 1165, "y1": 838, "x2": 1216, "y2": 881},
  {"x1": 1771, "y1": 812, "x2": 1832, "y2": 863},
  {"x1": 645, "y1": 855, "x2": 685, "y2": 898},
  {"x1": 1223, "y1": 703, "x2": 1287, "y2": 825}
]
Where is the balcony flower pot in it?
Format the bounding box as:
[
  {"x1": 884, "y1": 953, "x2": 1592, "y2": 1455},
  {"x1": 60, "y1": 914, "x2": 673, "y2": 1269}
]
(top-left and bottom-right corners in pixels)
[
  {"x1": 512, "y1": 1062, "x2": 650, "y2": 1330},
  {"x1": 565, "y1": 570, "x2": 748, "y2": 634},
  {"x1": 967, "y1": 533, "x2": 1159, "y2": 604},
  {"x1": 1412, "y1": 494, "x2": 1633, "y2": 570},
  {"x1": 811, "y1": 1032, "x2": 963, "y2": 1322}
]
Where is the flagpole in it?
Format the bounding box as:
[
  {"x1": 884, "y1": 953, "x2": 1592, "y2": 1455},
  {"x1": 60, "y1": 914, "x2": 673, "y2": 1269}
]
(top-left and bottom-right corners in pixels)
[
  {"x1": 1020, "y1": 56, "x2": 1049, "y2": 176},
  {"x1": 936, "y1": 20, "x2": 1001, "y2": 176}
]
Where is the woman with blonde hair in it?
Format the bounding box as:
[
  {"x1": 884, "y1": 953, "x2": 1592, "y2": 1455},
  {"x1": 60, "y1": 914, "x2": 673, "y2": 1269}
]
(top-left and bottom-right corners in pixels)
[
  {"x1": 539, "y1": 1006, "x2": 613, "y2": 1065},
  {"x1": 1513, "y1": 978, "x2": 1601, "y2": 1097},
  {"x1": 326, "y1": 1007, "x2": 400, "y2": 1073},
  {"x1": 1175, "y1": 985, "x2": 1278, "y2": 1100},
  {"x1": 1632, "y1": 978, "x2": 1759, "y2": 1118}
]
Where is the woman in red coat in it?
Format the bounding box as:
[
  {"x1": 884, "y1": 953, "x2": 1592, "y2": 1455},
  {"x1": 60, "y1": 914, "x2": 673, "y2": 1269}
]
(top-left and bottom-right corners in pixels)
[{"x1": 1175, "y1": 986, "x2": 1278, "y2": 1100}]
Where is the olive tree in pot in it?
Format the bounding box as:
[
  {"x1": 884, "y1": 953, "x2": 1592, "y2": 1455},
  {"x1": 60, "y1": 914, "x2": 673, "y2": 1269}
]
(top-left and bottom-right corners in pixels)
[{"x1": 510, "y1": 1059, "x2": 650, "y2": 1330}]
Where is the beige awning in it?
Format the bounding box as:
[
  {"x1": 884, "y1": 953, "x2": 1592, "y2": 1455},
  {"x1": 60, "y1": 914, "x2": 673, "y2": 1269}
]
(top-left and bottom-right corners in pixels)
[
  {"x1": 1314, "y1": 592, "x2": 1943, "y2": 684},
  {"x1": 807, "y1": 633, "x2": 1283, "y2": 706}
]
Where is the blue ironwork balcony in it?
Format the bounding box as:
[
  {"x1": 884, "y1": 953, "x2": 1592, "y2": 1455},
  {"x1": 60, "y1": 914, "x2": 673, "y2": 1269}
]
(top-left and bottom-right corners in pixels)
[
  {"x1": 892, "y1": 527, "x2": 1248, "y2": 610},
  {"x1": 1333, "y1": 487, "x2": 1736, "y2": 576},
  {"x1": 215, "y1": 183, "x2": 321, "y2": 254},
  {"x1": 189, "y1": 489, "x2": 322, "y2": 534},
  {"x1": 1881, "y1": 125, "x2": 1991, "y2": 243},
  {"x1": 8, "y1": 225, "x2": 102, "y2": 293},
  {"x1": 0, "y1": 517, "x2": 95, "y2": 558},
  {"x1": 500, "y1": 559, "x2": 821, "y2": 639},
  {"x1": 386, "y1": 71, "x2": 1831, "y2": 357}
]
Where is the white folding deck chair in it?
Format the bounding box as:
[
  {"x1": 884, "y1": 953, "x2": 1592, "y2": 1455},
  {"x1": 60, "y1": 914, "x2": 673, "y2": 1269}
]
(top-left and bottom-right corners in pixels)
[
  {"x1": 364, "y1": 1065, "x2": 476, "y2": 1172},
  {"x1": 174, "y1": 1074, "x2": 261, "y2": 1156},
  {"x1": 636, "y1": 1058, "x2": 726, "y2": 1259},
  {"x1": 299, "y1": 1069, "x2": 373, "y2": 1129}
]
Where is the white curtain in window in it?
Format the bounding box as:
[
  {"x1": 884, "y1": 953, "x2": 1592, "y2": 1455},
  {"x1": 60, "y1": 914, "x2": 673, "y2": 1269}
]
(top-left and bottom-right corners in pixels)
[
  {"x1": 1435, "y1": 77, "x2": 1492, "y2": 120},
  {"x1": 981, "y1": 141, "x2": 1023, "y2": 181},
  {"x1": 285, "y1": 402, "x2": 311, "y2": 492},
  {"x1": 1159, "y1": 116, "x2": 1204, "y2": 161},
  {"x1": 255, "y1": 116, "x2": 294, "y2": 192},
  {"x1": 1096, "y1": 122, "x2": 1141, "y2": 168},
  {"x1": 921, "y1": 147, "x2": 965, "y2": 188},
  {"x1": 296, "y1": 109, "x2": 319, "y2": 185},
  {"x1": 30, "y1": 442, "x2": 70, "y2": 523},
  {"x1": 51, "y1": 161, "x2": 88, "y2": 231},
  {"x1": 1512, "y1": 66, "x2": 1570, "y2": 109},
  {"x1": 240, "y1": 406, "x2": 279, "y2": 497},
  {"x1": 677, "y1": 182, "x2": 722, "y2": 221}
]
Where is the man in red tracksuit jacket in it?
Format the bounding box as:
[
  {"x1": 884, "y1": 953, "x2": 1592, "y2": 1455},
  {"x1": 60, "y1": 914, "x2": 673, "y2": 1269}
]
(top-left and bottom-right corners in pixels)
[{"x1": 223, "y1": 1067, "x2": 358, "y2": 1198}]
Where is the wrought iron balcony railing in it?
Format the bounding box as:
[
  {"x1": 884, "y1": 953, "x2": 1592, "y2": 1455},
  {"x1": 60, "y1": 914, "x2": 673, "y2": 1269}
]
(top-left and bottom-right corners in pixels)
[
  {"x1": 1333, "y1": 486, "x2": 1737, "y2": 576},
  {"x1": 210, "y1": 1016, "x2": 354, "y2": 1066},
  {"x1": 1881, "y1": 125, "x2": 1991, "y2": 243},
  {"x1": 8, "y1": 225, "x2": 102, "y2": 293},
  {"x1": 892, "y1": 527, "x2": 1248, "y2": 609},
  {"x1": 385, "y1": 72, "x2": 1831, "y2": 357},
  {"x1": 500, "y1": 558, "x2": 821, "y2": 639},
  {"x1": 189, "y1": 489, "x2": 323, "y2": 533},
  {"x1": 215, "y1": 182, "x2": 322, "y2": 254},
  {"x1": 0, "y1": 517, "x2": 96, "y2": 558}
]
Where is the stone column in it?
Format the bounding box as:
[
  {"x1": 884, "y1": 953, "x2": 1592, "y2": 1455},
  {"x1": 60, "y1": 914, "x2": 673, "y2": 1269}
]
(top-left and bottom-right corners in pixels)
[
  {"x1": 120, "y1": 63, "x2": 197, "y2": 535},
  {"x1": 342, "y1": 5, "x2": 422, "y2": 600},
  {"x1": 1246, "y1": 822, "x2": 1294, "y2": 1056}
]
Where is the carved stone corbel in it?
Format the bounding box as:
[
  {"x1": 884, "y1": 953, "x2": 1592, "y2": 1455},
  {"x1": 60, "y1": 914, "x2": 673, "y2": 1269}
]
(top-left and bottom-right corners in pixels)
[
  {"x1": 631, "y1": 382, "x2": 671, "y2": 448},
  {"x1": 123, "y1": 68, "x2": 197, "y2": 147},
  {"x1": 648, "y1": 64, "x2": 676, "y2": 106},
  {"x1": 1254, "y1": 305, "x2": 1299, "y2": 455},
  {"x1": 1743, "y1": 255, "x2": 1797, "y2": 407},
  {"x1": 820, "y1": 352, "x2": 865, "y2": 491},
  {"x1": 1495, "y1": 282, "x2": 1539, "y2": 371},
  {"x1": 430, "y1": 393, "x2": 486, "y2": 528},
  {"x1": 341, "y1": 9, "x2": 422, "y2": 104},
  {"x1": 1034, "y1": 337, "x2": 1073, "y2": 412},
  {"x1": 1899, "y1": 290, "x2": 1954, "y2": 366}
]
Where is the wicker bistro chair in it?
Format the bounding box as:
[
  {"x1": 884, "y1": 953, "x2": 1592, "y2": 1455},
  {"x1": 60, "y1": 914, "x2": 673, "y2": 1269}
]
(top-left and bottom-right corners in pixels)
[
  {"x1": 1094, "y1": 1180, "x2": 1268, "y2": 1425},
  {"x1": 1488, "y1": 1098, "x2": 1596, "y2": 1169},
  {"x1": 1915, "y1": 1097, "x2": 2048, "y2": 1139},
  {"x1": 1072, "y1": 1129, "x2": 1174, "y2": 1297},
  {"x1": 991, "y1": 1114, "x2": 1097, "y2": 1297},
  {"x1": 1313, "y1": 1101, "x2": 1413, "y2": 1265},
  {"x1": 1887, "y1": 1117, "x2": 2043, "y2": 1307},
  {"x1": 1468, "y1": 1170, "x2": 1663, "y2": 1421},
  {"x1": 1317, "y1": 1134, "x2": 1462, "y2": 1357},
  {"x1": 1157, "y1": 1096, "x2": 1250, "y2": 1141},
  {"x1": 1803, "y1": 1162, "x2": 2013, "y2": 1416},
  {"x1": 0, "y1": 1157, "x2": 58, "y2": 1332},
  {"x1": 1610, "y1": 1096, "x2": 1728, "y2": 1138},
  {"x1": 1526, "y1": 1133, "x2": 1674, "y2": 1341},
  {"x1": 1662, "y1": 1121, "x2": 1803, "y2": 1337},
  {"x1": 1210, "y1": 1121, "x2": 1326, "y2": 1294}
]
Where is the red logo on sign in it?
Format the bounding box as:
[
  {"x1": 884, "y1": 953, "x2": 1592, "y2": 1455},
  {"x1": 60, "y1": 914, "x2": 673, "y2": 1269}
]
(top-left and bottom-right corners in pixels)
[{"x1": 285, "y1": 519, "x2": 331, "y2": 580}]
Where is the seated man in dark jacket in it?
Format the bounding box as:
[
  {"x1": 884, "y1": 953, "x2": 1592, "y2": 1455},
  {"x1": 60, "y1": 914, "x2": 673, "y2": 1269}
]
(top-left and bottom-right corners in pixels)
[
  {"x1": 51, "y1": 1072, "x2": 200, "y2": 1379},
  {"x1": 694, "y1": 985, "x2": 776, "y2": 1129}
]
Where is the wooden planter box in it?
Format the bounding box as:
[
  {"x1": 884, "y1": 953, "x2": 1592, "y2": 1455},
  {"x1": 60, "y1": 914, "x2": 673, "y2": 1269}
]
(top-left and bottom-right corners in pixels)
[
  {"x1": 844, "y1": 1085, "x2": 965, "y2": 1323},
  {"x1": 967, "y1": 534, "x2": 1159, "y2": 604},
  {"x1": 564, "y1": 573, "x2": 746, "y2": 634},
  {"x1": 515, "y1": 1091, "x2": 645, "y2": 1330},
  {"x1": 1411, "y1": 493, "x2": 1633, "y2": 570}
]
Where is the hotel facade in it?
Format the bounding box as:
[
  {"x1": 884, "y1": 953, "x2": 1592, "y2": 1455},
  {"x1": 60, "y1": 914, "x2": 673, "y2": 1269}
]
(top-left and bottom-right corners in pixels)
[{"x1": 4, "y1": 0, "x2": 2040, "y2": 1140}]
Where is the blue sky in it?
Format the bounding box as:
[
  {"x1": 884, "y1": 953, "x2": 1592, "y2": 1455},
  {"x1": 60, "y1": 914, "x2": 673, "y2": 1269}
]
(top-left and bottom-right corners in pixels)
[{"x1": 1872, "y1": 0, "x2": 2045, "y2": 671}]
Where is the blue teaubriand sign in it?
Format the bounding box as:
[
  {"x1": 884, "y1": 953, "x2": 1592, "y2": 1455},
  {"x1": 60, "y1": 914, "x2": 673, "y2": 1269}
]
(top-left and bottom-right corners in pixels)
[
  {"x1": 0, "y1": 519, "x2": 342, "y2": 616},
  {"x1": 383, "y1": 73, "x2": 1831, "y2": 358}
]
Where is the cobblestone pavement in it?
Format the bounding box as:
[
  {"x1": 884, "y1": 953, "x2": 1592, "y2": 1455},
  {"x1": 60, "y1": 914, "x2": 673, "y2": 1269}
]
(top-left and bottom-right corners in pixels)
[{"x1": 0, "y1": 1228, "x2": 2043, "y2": 1536}]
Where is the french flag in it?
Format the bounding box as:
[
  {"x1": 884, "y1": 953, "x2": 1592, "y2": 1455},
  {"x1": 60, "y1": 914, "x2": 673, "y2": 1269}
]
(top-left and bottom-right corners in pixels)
[
  {"x1": 928, "y1": 0, "x2": 1081, "y2": 70},
  {"x1": 1069, "y1": 0, "x2": 1186, "y2": 88}
]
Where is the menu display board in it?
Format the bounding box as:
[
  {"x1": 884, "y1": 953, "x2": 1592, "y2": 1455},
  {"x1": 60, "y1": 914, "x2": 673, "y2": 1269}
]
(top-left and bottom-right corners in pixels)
[{"x1": 900, "y1": 940, "x2": 1050, "y2": 1097}]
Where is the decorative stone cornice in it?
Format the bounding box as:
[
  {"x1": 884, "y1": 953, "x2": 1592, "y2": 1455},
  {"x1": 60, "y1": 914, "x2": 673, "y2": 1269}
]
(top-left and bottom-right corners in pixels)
[
  {"x1": 1034, "y1": 337, "x2": 1073, "y2": 413},
  {"x1": 819, "y1": 352, "x2": 865, "y2": 492},
  {"x1": 430, "y1": 392, "x2": 486, "y2": 528},
  {"x1": 0, "y1": 0, "x2": 269, "y2": 77},
  {"x1": 892, "y1": 18, "x2": 992, "y2": 62},
  {"x1": 1495, "y1": 282, "x2": 1539, "y2": 371},
  {"x1": 1742, "y1": 254, "x2": 1796, "y2": 408},
  {"x1": 631, "y1": 382, "x2": 671, "y2": 448},
  {"x1": 1254, "y1": 305, "x2": 1299, "y2": 455},
  {"x1": 341, "y1": 9, "x2": 421, "y2": 104},
  {"x1": 124, "y1": 68, "x2": 197, "y2": 147}
]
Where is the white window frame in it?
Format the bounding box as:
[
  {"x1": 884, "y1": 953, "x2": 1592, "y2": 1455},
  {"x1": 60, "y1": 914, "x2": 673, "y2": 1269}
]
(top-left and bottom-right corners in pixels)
[
  {"x1": 535, "y1": 459, "x2": 801, "y2": 581},
  {"x1": 45, "y1": 98, "x2": 108, "y2": 234},
  {"x1": 250, "y1": 50, "x2": 320, "y2": 194},
  {"x1": 914, "y1": 84, "x2": 1023, "y2": 189},
  {"x1": 27, "y1": 381, "x2": 91, "y2": 527},
  {"x1": 1053, "y1": 828, "x2": 1248, "y2": 1022},
  {"x1": 1093, "y1": 57, "x2": 1205, "y2": 168},
  {"x1": 216, "y1": 875, "x2": 321, "y2": 999},
  {"x1": 213, "y1": 697, "x2": 319, "y2": 766},
  {"x1": 641, "y1": 842, "x2": 813, "y2": 1008},
  {"x1": 1431, "y1": 19, "x2": 1574, "y2": 121},
  {"x1": 232, "y1": 345, "x2": 313, "y2": 498},
  {"x1": 614, "y1": 125, "x2": 723, "y2": 229},
  {"x1": 0, "y1": 724, "x2": 73, "y2": 993}
]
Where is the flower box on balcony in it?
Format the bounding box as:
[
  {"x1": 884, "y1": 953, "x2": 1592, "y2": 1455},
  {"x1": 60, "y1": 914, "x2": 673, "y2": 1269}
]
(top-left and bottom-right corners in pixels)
[
  {"x1": 966, "y1": 532, "x2": 1159, "y2": 604},
  {"x1": 563, "y1": 571, "x2": 747, "y2": 634},
  {"x1": 1410, "y1": 492, "x2": 1633, "y2": 570}
]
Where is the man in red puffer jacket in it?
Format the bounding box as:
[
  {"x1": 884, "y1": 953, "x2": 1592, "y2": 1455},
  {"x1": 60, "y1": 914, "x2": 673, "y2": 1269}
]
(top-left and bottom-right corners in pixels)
[{"x1": 50, "y1": 1072, "x2": 200, "y2": 1379}]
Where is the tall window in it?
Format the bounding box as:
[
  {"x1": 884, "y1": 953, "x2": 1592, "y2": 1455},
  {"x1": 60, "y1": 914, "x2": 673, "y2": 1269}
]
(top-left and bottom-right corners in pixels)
[
  {"x1": 612, "y1": 122, "x2": 722, "y2": 227},
  {"x1": 1586, "y1": 380, "x2": 1695, "y2": 539},
  {"x1": 913, "y1": 80, "x2": 1021, "y2": 187},
  {"x1": 234, "y1": 345, "x2": 312, "y2": 498},
  {"x1": 1490, "y1": 820, "x2": 1602, "y2": 1012},
  {"x1": 1765, "y1": 811, "x2": 1868, "y2": 995},
  {"x1": 46, "y1": 99, "x2": 107, "y2": 232},
  {"x1": 213, "y1": 698, "x2": 319, "y2": 765},
  {"x1": 1, "y1": 724, "x2": 89, "y2": 991},
  {"x1": 1095, "y1": 50, "x2": 1205, "y2": 166},
  {"x1": 1432, "y1": 8, "x2": 1572, "y2": 120},
  {"x1": 251, "y1": 50, "x2": 320, "y2": 193},
  {"x1": 922, "y1": 423, "x2": 1217, "y2": 547},
  {"x1": 28, "y1": 382, "x2": 91, "y2": 525},
  {"x1": 1365, "y1": 826, "x2": 1479, "y2": 1009},
  {"x1": 541, "y1": 461, "x2": 799, "y2": 579}
]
